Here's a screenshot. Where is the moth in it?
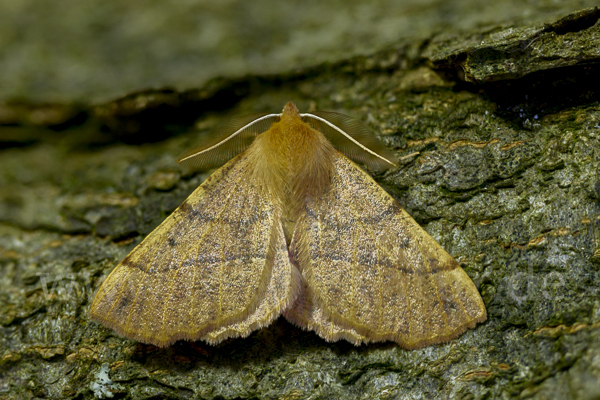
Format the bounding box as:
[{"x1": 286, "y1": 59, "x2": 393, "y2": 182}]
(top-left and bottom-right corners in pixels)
[{"x1": 90, "y1": 102, "x2": 486, "y2": 348}]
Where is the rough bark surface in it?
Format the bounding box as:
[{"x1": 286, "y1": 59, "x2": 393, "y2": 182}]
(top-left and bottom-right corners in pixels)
[{"x1": 1, "y1": 3, "x2": 600, "y2": 400}]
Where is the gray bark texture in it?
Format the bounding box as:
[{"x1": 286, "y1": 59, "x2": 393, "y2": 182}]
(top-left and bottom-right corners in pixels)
[{"x1": 1, "y1": 1, "x2": 600, "y2": 399}]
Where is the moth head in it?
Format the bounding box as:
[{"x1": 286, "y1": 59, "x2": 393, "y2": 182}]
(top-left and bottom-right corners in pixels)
[{"x1": 282, "y1": 101, "x2": 301, "y2": 117}]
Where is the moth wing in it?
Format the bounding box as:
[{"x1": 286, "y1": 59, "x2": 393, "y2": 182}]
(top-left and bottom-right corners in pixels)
[
  {"x1": 286, "y1": 153, "x2": 486, "y2": 348},
  {"x1": 90, "y1": 152, "x2": 298, "y2": 347}
]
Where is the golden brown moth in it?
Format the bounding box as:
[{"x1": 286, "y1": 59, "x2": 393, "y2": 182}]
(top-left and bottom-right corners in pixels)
[{"x1": 90, "y1": 102, "x2": 486, "y2": 348}]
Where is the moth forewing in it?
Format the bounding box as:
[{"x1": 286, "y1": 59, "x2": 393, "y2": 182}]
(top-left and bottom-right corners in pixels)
[
  {"x1": 90, "y1": 153, "x2": 297, "y2": 347},
  {"x1": 286, "y1": 153, "x2": 487, "y2": 348}
]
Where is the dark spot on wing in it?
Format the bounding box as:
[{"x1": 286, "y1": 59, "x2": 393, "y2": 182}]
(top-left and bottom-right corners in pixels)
[
  {"x1": 399, "y1": 237, "x2": 410, "y2": 248},
  {"x1": 179, "y1": 200, "x2": 200, "y2": 220},
  {"x1": 115, "y1": 293, "x2": 130, "y2": 311}
]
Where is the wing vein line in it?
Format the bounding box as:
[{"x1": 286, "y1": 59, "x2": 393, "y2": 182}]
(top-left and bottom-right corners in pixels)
[
  {"x1": 355, "y1": 203, "x2": 385, "y2": 332},
  {"x1": 217, "y1": 189, "x2": 230, "y2": 321},
  {"x1": 246, "y1": 193, "x2": 266, "y2": 308},
  {"x1": 428, "y1": 258, "x2": 450, "y2": 335},
  {"x1": 316, "y1": 198, "x2": 328, "y2": 337},
  {"x1": 102, "y1": 267, "x2": 133, "y2": 317},
  {"x1": 446, "y1": 272, "x2": 471, "y2": 319},
  {"x1": 186, "y1": 232, "x2": 202, "y2": 335},
  {"x1": 350, "y1": 192, "x2": 359, "y2": 324},
  {"x1": 120, "y1": 240, "x2": 166, "y2": 330},
  {"x1": 322, "y1": 177, "x2": 339, "y2": 334},
  {"x1": 398, "y1": 230, "x2": 412, "y2": 343}
]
